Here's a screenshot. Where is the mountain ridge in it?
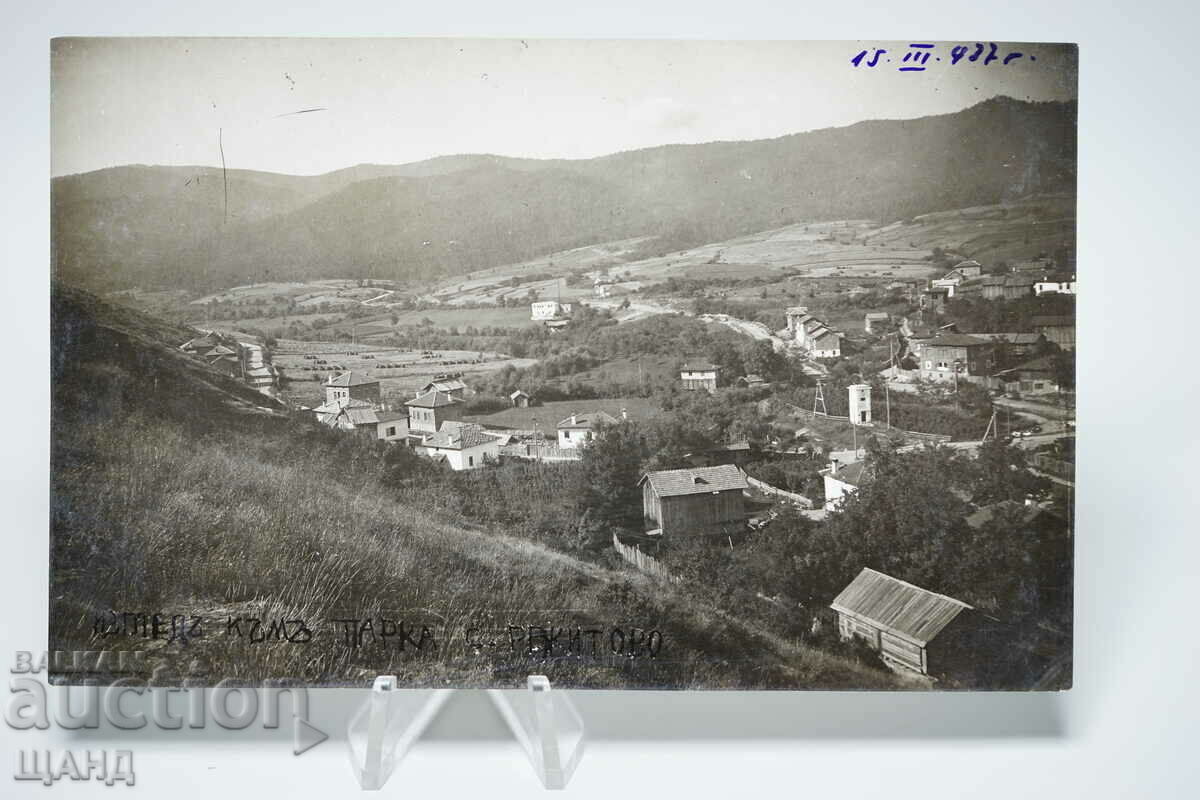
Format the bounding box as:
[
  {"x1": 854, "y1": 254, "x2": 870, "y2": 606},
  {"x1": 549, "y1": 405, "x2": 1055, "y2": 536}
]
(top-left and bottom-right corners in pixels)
[{"x1": 53, "y1": 96, "x2": 1076, "y2": 292}]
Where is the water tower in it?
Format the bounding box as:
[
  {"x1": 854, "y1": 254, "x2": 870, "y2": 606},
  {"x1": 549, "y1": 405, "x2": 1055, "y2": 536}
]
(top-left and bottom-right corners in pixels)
[{"x1": 848, "y1": 384, "x2": 872, "y2": 424}]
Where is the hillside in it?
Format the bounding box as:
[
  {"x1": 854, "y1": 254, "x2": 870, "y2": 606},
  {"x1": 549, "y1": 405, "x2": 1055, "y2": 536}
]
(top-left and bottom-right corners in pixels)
[
  {"x1": 50, "y1": 287, "x2": 900, "y2": 688},
  {"x1": 53, "y1": 96, "x2": 1075, "y2": 292}
]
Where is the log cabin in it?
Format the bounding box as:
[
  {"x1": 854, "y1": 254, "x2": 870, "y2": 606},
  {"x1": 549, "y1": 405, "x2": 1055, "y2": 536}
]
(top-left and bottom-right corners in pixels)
[
  {"x1": 831, "y1": 568, "x2": 972, "y2": 676},
  {"x1": 638, "y1": 464, "x2": 748, "y2": 537}
]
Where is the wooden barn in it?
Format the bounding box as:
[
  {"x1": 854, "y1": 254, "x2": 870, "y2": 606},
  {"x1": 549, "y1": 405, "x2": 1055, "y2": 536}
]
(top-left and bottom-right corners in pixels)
[
  {"x1": 830, "y1": 568, "x2": 972, "y2": 676},
  {"x1": 638, "y1": 464, "x2": 748, "y2": 537}
]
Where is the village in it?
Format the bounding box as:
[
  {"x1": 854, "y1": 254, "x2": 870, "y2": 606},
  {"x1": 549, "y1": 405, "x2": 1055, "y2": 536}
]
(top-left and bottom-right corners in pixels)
[{"x1": 171, "y1": 247, "x2": 1076, "y2": 684}]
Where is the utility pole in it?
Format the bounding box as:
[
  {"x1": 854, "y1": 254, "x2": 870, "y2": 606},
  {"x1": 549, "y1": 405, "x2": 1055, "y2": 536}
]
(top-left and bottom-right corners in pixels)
[
  {"x1": 886, "y1": 335, "x2": 894, "y2": 429},
  {"x1": 981, "y1": 406, "x2": 998, "y2": 444},
  {"x1": 953, "y1": 359, "x2": 960, "y2": 410}
]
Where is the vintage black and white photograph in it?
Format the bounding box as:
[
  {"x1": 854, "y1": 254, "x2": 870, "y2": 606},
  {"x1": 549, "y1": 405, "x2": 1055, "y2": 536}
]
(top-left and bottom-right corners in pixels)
[{"x1": 50, "y1": 38, "x2": 1077, "y2": 690}]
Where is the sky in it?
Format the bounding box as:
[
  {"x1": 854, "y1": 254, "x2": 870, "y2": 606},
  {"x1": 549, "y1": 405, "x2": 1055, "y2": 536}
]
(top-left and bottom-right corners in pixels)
[{"x1": 51, "y1": 38, "x2": 1077, "y2": 177}]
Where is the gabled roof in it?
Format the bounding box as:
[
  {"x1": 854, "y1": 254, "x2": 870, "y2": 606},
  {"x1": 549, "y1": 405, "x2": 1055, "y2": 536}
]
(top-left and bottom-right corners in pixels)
[
  {"x1": 420, "y1": 421, "x2": 495, "y2": 450},
  {"x1": 924, "y1": 333, "x2": 992, "y2": 348},
  {"x1": 181, "y1": 333, "x2": 220, "y2": 350},
  {"x1": 376, "y1": 410, "x2": 408, "y2": 424},
  {"x1": 638, "y1": 464, "x2": 749, "y2": 498},
  {"x1": 557, "y1": 410, "x2": 618, "y2": 430},
  {"x1": 316, "y1": 397, "x2": 372, "y2": 416},
  {"x1": 405, "y1": 389, "x2": 460, "y2": 408},
  {"x1": 865, "y1": 312, "x2": 890, "y2": 320},
  {"x1": 1004, "y1": 273, "x2": 1039, "y2": 287},
  {"x1": 340, "y1": 406, "x2": 380, "y2": 426},
  {"x1": 422, "y1": 378, "x2": 467, "y2": 393},
  {"x1": 326, "y1": 371, "x2": 378, "y2": 387},
  {"x1": 974, "y1": 333, "x2": 1043, "y2": 345},
  {"x1": 681, "y1": 361, "x2": 718, "y2": 373},
  {"x1": 825, "y1": 460, "x2": 868, "y2": 487},
  {"x1": 831, "y1": 568, "x2": 972, "y2": 646},
  {"x1": 205, "y1": 344, "x2": 237, "y2": 356},
  {"x1": 313, "y1": 400, "x2": 344, "y2": 415},
  {"x1": 993, "y1": 354, "x2": 1058, "y2": 377},
  {"x1": 810, "y1": 329, "x2": 840, "y2": 345},
  {"x1": 509, "y1": 389, "x2": 531, "y2": 399}
]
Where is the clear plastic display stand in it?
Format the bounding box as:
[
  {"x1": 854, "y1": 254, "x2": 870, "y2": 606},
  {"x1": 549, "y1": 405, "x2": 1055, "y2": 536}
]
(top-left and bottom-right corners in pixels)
[
  {"x1": 487, "y1": 675, "x2": 586, "y2": 789},
  {"x1": 346, "y1": 674, "x2": 585, "y2": 791}
]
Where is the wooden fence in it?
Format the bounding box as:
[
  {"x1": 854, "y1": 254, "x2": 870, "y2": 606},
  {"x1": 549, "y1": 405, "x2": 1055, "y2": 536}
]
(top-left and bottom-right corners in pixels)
[
  {"x1": 612, "y1": 534, "x2": 679, "y2": 583},
  {"x1": 784, "y1": 403, "x2": 950, "y2": 444}
]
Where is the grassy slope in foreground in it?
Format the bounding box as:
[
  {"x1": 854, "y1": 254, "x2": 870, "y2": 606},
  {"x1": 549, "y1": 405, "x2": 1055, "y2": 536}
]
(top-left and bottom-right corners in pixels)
[{"x1": 50, "y1": 284, "x2": 899, "y2": 689}]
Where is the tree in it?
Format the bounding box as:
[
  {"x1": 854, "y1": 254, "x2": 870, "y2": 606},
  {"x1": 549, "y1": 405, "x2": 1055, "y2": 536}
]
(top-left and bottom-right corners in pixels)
[
  {"x1": 578, "y1": 421, "x2": 648, "y2": 529},
  {"x1": 1050, "y1": 350, "x2": 1075, "y2": 392},
  {"x1": 741, "y1": 339, "x2": 784, "y2": 381}
]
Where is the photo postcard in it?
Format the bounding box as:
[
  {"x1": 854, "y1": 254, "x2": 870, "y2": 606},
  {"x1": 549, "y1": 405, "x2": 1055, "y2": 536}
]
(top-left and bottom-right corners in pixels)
[{"x1": 50, "y1": 38, "x2": 1076, "y2": 689}]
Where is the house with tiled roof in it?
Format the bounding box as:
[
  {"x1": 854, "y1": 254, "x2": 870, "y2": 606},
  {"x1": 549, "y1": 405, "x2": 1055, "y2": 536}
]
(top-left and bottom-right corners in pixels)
[
  {"x1": 638, "y1": 464, "x2": 749, "y2": 537},
  {"x1": 414, "y1": 421, "x2": 501, "y2": 470},
  {"x1": 556, "y1": 410, "x2": 620, "y2": 448},
  {"x1": 404, "y1": 389, "x2": 462, "y2": 434},
  {"x1": 917, "y1": 334, "x2": 997, "y2": 385},
  {"x1": 831, "y1": 567, "x2": 973, "y2": 675},
  {"x1": 991, "y1": 355, "x2": 1063, "y2": 397},
  {"x1": 419, "y1": 377, "x2": 468, "y2": 399},
  {"x1": 324, "y1": 371, "x2": 381, "y2": 408}
]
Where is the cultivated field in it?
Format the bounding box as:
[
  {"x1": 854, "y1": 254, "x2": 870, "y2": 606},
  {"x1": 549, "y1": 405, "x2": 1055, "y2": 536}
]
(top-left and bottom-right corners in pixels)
[{"x1": 273, "y1": 340, "x2": 535, "y2": 406}]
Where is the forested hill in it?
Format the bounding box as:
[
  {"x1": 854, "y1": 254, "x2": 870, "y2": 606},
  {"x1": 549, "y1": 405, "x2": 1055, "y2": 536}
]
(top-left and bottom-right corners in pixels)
[{"x1": 53, "y1": 96, "x2": 1076, "y2": 292}]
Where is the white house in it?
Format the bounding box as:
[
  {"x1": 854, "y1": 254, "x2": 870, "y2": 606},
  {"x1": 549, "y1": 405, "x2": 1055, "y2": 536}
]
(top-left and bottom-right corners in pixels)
[
  {"x1": 556, "y1": 410, "x2": 620, "y2": 448},
  {"x1": 785, "y1": 306, "x2": 842, "y2": 357},
  {"x1": 1034, "y1": 275, "x2": 1077, "y2": 296},
  {"x1": 848, "y1": 384, "x2": 872, "y2": 425},
  {"x1": 680, "y1": 362, "x2": 719, "y2": 393},
  {"x1": 531, "y1": 301, "x2": 573, "y2": 321},
  {"x1": 821, "y1": 458, "x2": 867, "y2": 511},
  {"x1": 931, "y1": 261, "x2": 985, "y2": 298},
  {"x1": 808, "y1": 328, "x2": 842, "y2": 358},
  {"x1": 414, "y1": 422, "x2": 501, "y2": 470}
]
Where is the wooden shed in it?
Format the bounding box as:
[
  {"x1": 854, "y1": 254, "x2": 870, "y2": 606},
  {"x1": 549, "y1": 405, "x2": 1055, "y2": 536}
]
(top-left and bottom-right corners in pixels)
[
  {"x1": 830, "y1": 568, "x2": 972, "y2": 675},
  {"x1": 638, "y1": 464, "x2": 748, "y2": 537}
]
